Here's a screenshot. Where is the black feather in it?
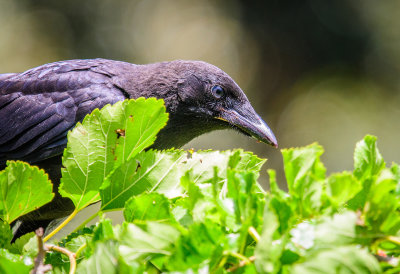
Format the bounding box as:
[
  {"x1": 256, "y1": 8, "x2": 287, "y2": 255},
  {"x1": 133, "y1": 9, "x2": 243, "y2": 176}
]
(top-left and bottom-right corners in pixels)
[{"x1": 1, "y1": 58, "x2": 275, "y2": 239}]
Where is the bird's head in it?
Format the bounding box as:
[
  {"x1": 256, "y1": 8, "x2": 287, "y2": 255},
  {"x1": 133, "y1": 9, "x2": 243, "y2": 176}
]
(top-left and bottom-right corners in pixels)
[{"x1": 130, "y1": 60, "x2": 277, "y2": 149}]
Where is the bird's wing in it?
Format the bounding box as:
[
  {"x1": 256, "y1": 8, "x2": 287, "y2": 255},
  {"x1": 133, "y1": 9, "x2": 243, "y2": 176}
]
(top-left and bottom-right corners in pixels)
[{"x1": 0, "y1": 59, "x2": 127, "y2": 164}]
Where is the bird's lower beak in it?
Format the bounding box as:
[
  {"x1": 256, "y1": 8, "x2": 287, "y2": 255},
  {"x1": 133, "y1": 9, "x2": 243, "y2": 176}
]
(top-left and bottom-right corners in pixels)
[{"x1": 218, "y1": 107, "x2": 278, "y2": 148}]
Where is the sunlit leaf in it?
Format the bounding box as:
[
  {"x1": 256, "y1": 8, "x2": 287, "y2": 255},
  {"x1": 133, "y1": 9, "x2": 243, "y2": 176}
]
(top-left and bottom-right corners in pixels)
[
  {"x1": 59, "y1": 98, "x2": 167, "y2": 211},
  {"x1": 77, "y1": 240, "x2": 120, "y2": 273},
  {"x1": 313, "y1": 211, "x2": 357, "y2": 247},
  {"x1": 124, "y1": 193, "x2": 173, "y2": 222},
  {"x1": 0, "y1": 161, "x2": 53, "y2": 223},
  {"x1": 100, "y1": 150, "x2": 186, "y2": 211},
  {"x1": 166, "y1": 222, "x2": 225, "y2": 271},
  {"x1": 326, "y1": 172, "x2": 361, "y2": 208},
  {"x1": 255, "y1": 198, "x2": 282, "y2": 273},
  {"x1": 0, "y1": 249, "x2": 32, "y2": 273},
  {"x1": 119, "y1": 222, "x2": 180, "y2": 262},
  {"x1": 281, "y1": 143, "x2": 325, "y2": 217},
  {"x1": 292, "y1": 246, "x2": 381, "y2": 274},
  {"x1": 114, "y1": 97, "x2": 168, "y2": 164},
  {"x1": 100, "y1": 149, "x2": 264, "y2": 211},
  {"x1": 353, "y1": 135, "x2": 384, "y2": 181},
  {"x1": 0, "y1": 221, "x2": 12, "y2": 248}
]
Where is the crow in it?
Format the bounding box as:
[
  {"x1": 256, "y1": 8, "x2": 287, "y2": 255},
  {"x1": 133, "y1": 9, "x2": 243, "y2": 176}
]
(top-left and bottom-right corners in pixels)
[{"x1": 0, "y1": 58, "x2": 277, "y2": 237}]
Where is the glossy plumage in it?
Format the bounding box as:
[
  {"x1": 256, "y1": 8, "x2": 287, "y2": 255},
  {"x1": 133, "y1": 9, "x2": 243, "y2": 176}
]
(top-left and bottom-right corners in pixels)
[{"x1": 1, "y1": 58, "x2": 277, "y2": 237}]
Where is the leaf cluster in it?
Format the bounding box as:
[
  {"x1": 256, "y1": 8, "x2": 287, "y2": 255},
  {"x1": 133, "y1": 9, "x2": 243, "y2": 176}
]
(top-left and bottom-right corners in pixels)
[{"x1": 0, "y1": 99, "x2": 399, "y2": 273}]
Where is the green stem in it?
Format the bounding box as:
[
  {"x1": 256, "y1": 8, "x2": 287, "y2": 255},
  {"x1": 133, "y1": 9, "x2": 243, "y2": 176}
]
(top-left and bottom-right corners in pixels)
[
  {"x1": 75, "y1": 242, "x2": 87, "y2": 259},
  {"x1": 73, "y1": 208, "x2": 120, "y2": 234},
  {"x1": 72, "y1": 211, "x2": 99, "y2": 234},
  {"x1": 215, "y1": 255, "x2": 228, "y2": 271},
  {"x1": 229, "y1": 252, "x2": 251, "y2": 265},
  {"x1": 386, "y1": 235, "x2": 400, "y2": 246},
  {"x1": 43, "y1": 210, "x2": 78, "y2": 242},
  {"x1": 248, "y1": 226, "x2": 260, "y2": 243}
]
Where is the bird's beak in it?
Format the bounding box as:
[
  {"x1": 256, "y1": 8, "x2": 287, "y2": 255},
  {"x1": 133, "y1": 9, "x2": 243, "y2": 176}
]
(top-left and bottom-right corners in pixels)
[{"x1": 217, "y1": 105, "x2": 278, "y2": 148}]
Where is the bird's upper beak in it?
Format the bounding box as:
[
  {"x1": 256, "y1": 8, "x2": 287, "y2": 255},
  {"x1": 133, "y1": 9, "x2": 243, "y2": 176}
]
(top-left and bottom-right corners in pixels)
[{"x1": 218, "y1": 104, "x2": 278, "y2": 148}]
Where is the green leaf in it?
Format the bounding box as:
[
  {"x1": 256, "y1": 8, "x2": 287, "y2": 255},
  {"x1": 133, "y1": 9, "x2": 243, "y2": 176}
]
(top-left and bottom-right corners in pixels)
[
  {"x1": 167, "y1": 222, "x2": 225, "y2": 271},
  {"x1": 114, "y1": 97, "x2": 168, "y2": 164},
  {"x1": 100, "y1": 150, "x2": 186, "y2": 211},
  {"x1": 59, "y1": 98, "x2": 168, "y2": 211},
  {"x1": 326, "y1": 172, "x2": 361, "y2": 208},
  {"x1": 269, "y1": 196, "x2": 293, "y2": 235},
  {"x1": 353, "y1": 135, "x2": 384, "y2": 181},
  {"x1": 0, "y1": 248, "x2": 32, "y2": 274},
  {"x1": 119, "y1": 222, "x2": 180, "y2": 262},
  {"x1": 268, "y1": 169, "x2": 287, "y2": 199},
  {"x1": 268, "y1": 169, "x2": 294, "y2": 234},
  {"x1": 227, "y1": 170, "x2": 261, "y2": 226},
  {"x1": 77, "y1": 240, "x2": 120, "y2": 273},
  {"x1": 391, "y1": 162, "x2": 400, "y2": 194},
  {"x1": 282, "y1": 143, "x2": 325, "y2": 189},
  {"x1": 313, "y1": 211, "x2": 357, "y2": 248},
  {"x1": 188, "y1": 150, "x2": 265, "y2": 186},
  {"x1": 8, "y1": 232, "x2": 35, "y2": 255},
  {"x1": 255, "y1": 197, "x2": 283, "y2": 273},
  {"x1": 292, "y1": 246, "x2": 381, "y2": 274},
  {"x1": 378, "y1": 210, "x2": 400, "y2": 235},
  {"x1": 364, "y1": 168, "x2": 400, "y2": 234},
  {"x1": 21, "y1": 234, "x2": 39, "y2": 257},
  {"x1": 178, "y1": 169, "x2": 240, "y2": 231},
  {"x1": 179, "y1": 171, "x2": 205, "y2": 212},
  {"x1": 228, "y1": 149, "x2": 266, "y2": 173},
  {"x1": 0, "y1": 221, "x2": 12, "y2": 248},
  {"x1": 349, "y1": 136, "x2": 393, "y2": 212},
  {"x1": 281, "y1": 143, "x2": 325, "y2": 217},
  {"x1": 0, "y1": 161, "x2": 53, "y2": 223},
  {"x1": 59, "y1": 102, "x2": 125, "y2": 210},
  {"x1": 100, "y1": 149, "x2": 264, "y2": 211},
  {"x1": 92, "y1": 218, "x2": 115, "y2": 243},
  {"x1": 124, "y1": 193, "x2": 173, "y2": 222}
]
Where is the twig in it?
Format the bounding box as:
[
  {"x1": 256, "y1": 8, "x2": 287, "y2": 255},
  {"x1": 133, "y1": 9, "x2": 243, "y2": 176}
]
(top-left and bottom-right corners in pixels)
[
  {"x1": 31, "y1": 228, "x2": 52, "y2": 274},
  {"x1": 227, "y1": 255, "x2": 256, "y2": 272},
  {"x1": 45, "y1": 244, "x2": 77, "y2": 274}
]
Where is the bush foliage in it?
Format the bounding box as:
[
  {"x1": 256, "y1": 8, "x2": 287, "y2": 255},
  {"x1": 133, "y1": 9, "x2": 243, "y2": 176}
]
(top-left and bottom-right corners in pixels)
[{"x1": 0, "y1": 99, "x2": 399, "y2": 273}]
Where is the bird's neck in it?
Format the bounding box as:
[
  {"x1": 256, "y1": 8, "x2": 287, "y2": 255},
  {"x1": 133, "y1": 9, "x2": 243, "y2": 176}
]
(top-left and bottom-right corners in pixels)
[
  {"x1": 114, "y1": 62, "x2": 181, "y2": 113},
  {"x1": 151, "y1": 113, "x2": 226, "y2": 149}
]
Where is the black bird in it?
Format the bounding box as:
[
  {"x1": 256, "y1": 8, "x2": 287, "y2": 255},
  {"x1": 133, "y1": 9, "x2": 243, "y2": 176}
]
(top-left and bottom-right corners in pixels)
[{"x1": 0, "y1": 58, "x2": 277, "y2": 237}]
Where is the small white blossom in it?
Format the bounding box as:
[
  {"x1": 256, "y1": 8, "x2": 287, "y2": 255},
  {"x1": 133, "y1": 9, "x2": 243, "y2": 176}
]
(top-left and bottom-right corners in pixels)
[{"x1": 290, "y1": 222, "x2": 315, "y2": 249}]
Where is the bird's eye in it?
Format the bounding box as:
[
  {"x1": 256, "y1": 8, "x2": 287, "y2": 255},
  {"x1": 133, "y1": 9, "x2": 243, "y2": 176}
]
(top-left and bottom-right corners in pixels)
[{"x1": 211, "y1": 85, "x2": 225, "y2": 99}]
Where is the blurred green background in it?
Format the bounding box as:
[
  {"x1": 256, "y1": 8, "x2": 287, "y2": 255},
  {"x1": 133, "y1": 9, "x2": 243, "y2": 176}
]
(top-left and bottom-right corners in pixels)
[{"x1": 1, "y1": 0, "x2": 399, "y2": 187}]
